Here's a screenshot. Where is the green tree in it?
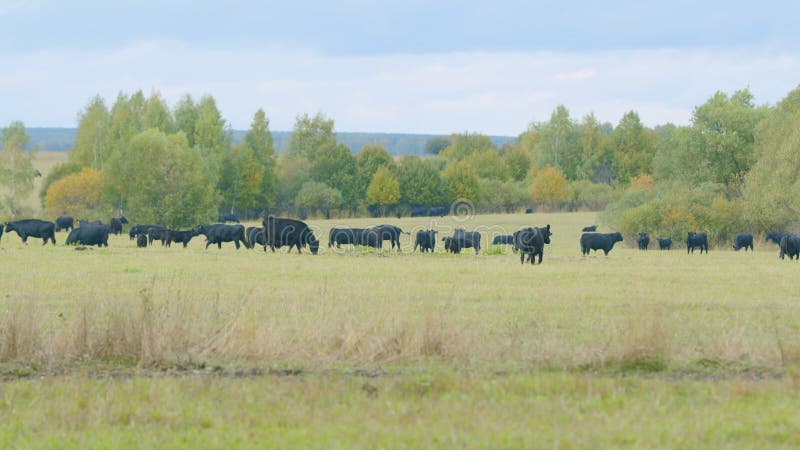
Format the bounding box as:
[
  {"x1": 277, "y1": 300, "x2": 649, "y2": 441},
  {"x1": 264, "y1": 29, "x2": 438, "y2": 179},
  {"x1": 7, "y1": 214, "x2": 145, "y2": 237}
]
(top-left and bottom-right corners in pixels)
[
  {"x1": 424, "y1": 136, "x2": 451, "y2": 155},
  {"x1": 103, "y1": 129, "x2": 216, "y2": 226},
  {"x1": 275, "y1": 156, "x2": 311, "y2": 213},
  {"x1": 396, "y1": 156, "x2": 446, "y2": 206},
  {"x1": 194, "y1": 95, "x2": 231, "y2": 179},
  {"x1": 464, "y1": 148, "x2": 508, "y2": 180},
  {"x1": 440, "y1": 132, "x2": 495, "y2": 161},
  {"x1": 502, "y1": 145, "x2": 532, "y2": 182},
  {"x1": 355, "y1": 144, "x2": 395, "y2": 199},
  {"x1": 0, "y1": 121, "x2": 37, "y2": 216},
  {"x1": 242, "y1": 109, "x2": 277, "y2": 209},
  {"x1": 611, "y1": 111, "x2": 657, "y2": 184},
  {"x1": 443, "y1": 161, "x2": 479, "y2": 202},
  {"x1": 174, "y1": 94, "x2": 198, "y2": 147},
  {"x1": 366, "y1": 166, "x2": 400, "y2": 216},
  {"x1": 142, "y1": 92, "x2": 174, "y2": 133},
  {"x1": 743, "y1": 86, "x2": 800, "y2": 230},
  {"x1": 532, "y1": 105, "x2": 580, "y2": 179},
  {"x1": 310, "y1": 143, "x2": 358, "y2": 209},
  {"x1": 70, "y1": 96, "x2": 110, "y2": 168},
  {"x1": 577, "y1": 113, "x2": 614, "y2": 183},
  {"x1": 287, "y1": 113, "x2": 336, "y2": 160},
  {"x1": 294, "y1": 181, "x2": 343, "y2": 218}
]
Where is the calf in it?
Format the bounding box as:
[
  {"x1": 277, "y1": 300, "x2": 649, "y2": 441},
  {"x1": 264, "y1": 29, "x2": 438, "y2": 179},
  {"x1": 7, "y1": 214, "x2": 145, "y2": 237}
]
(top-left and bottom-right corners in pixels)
[
  {"x1": 166, "y1": 229, "x2": 199, "y2": 248},
  {"x1": 657, "y1": 237, "x2": 672, "y2": 250},
  {"x1": 136, "y1": 233, "x2": 148, "y2": 248},
  {"x1": 414, "y1": 230, "x2": 437, "y2": 253},
  {"x1": 582, "y1": 225, "x2": 597, "y2": 232}
]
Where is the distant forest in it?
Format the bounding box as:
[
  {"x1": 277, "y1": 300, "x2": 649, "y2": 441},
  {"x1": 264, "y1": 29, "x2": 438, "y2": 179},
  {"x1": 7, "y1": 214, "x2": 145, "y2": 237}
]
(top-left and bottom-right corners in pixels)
[{"x1": 25, "y1": 127, "x2": 515, "y2": 156}]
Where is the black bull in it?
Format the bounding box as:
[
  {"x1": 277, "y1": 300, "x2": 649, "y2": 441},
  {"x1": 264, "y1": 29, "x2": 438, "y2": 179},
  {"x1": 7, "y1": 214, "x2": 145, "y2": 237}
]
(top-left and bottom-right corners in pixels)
[
  {"x1": 262, "y1": 217, "x2": 319, "y2": 254},
  {"x1": 514, "y1": 225, "x2": 552, "y2": 264},
  {"x1": 5, "y1": 219, "x2": 56, "y2": 245},
  {"x1": 66, "y1": 224, "x2": 109, "y2": 247}
]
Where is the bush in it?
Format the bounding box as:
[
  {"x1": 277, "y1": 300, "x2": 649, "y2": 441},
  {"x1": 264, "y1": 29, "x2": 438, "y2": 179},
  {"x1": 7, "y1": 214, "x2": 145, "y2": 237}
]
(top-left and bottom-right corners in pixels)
[
  {"x1": 44, "y1": 168, "x2": 107, "y2": 217},
  {"x1": 530, "y1": 166, "x2": 568, "y2": 209},
  {"x1": 567, "y1": 180, "x2": 620, "y2": 211}
]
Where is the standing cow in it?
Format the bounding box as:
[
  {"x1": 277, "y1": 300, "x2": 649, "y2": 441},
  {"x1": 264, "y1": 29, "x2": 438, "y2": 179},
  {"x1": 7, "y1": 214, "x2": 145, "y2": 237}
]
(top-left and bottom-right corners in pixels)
[
  {"x1": 637, "y1": 232, "x2": 650, "y2": 250},
  {"x1": 515, "y1": 225, "x2": 552, "y2": 265},
  {"x1": 580, "y1": 232, "x2": 623, "y2": 256},
  {"x1": 657, "y1": 237, "x2": 672, "y2": 251},
  {"x1": 733, "y1": 233, "x2": 754, "y2": 252},
  {"x1": 413, "y1": 230, "x2": 437, "y2": 253},
  {"x1": 5, "y1": 220, "x2": 56, "y2": 245},
  {"x1": 55, "y1": 216, "x2": 74, "y2": 232},
  {"x1": 197, "y1": 224, "x2": 247, "y2": 250},
  {"x1": 687, "y1": 232, "x2": 709, "y2": 254},
  {"x1": 66, "y1": 224, "x2": 109, "y2": 247},
  {"x1": 779, "y1": 235, "x2": 800, "y2": 260}
]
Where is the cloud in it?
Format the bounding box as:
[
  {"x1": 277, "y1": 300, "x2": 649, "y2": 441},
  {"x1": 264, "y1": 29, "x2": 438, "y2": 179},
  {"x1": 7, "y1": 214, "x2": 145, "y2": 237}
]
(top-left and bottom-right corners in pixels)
[{"x1": 1, "y1": 42, "x2": 799, "y2": 135}]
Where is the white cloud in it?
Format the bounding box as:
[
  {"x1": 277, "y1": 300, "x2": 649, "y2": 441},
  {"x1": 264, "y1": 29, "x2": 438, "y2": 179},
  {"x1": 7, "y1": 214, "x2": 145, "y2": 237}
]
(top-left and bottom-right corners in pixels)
[{"x1": 1, "y1": 43, "x2": 799, "y2": 135}]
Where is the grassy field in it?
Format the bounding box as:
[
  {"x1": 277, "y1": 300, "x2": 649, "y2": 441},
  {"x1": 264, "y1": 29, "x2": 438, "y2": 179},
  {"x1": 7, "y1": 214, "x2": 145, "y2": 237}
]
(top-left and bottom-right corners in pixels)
[{"x1": 1, "y1": 211, "x2": 799, "y2": 447}]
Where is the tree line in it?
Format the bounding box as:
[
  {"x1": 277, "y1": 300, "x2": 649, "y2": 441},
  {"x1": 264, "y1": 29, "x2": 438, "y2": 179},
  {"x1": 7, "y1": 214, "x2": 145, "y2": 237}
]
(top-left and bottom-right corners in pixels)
[{"x1": 2, "y1": 85, "x2": 799, "y2": 235}]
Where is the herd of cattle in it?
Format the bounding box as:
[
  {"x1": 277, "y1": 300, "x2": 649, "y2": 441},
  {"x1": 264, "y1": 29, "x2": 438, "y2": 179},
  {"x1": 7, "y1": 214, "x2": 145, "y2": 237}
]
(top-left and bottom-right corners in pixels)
[{"x1": 1, "y1": 216, "x2": 799, "y2": 263}]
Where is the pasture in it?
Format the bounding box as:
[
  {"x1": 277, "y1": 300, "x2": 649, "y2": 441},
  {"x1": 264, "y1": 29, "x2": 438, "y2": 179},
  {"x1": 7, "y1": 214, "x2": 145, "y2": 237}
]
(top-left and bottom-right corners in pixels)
[{"x1": 1, "y1": 211, "x2": 800, "y2": 448}]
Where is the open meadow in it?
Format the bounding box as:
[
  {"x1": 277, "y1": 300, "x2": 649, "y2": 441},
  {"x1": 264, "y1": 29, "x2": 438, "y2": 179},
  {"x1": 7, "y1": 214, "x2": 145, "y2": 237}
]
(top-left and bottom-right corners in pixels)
[{"x1": 1, "y1": 211, "x2": 800, "y2": 447}]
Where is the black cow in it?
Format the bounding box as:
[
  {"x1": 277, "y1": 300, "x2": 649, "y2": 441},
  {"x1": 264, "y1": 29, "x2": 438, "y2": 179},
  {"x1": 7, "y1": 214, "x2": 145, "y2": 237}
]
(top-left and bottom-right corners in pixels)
[
  {"x1": 525, "y1": 208, "x2": 534, "y2": 214},
  {"x1": 109, "y1": 218, "x2": 124, "y2": 235},
  {"x1": 582, "y1": 225, "x2": 597, "y2": 232},
  {"x1": 492, "y1": 235, "x2": 514, "y2": 245},
  {"x1": 580, "y1": 232, "x2": 623, "y2": 256},
  {"x1": 166, "y1": 229, "x2": 200, "y2": 248},
  {"x1": 5, "y1": 219, "x2": 56, "y2": 245},
  {"x1": 766, "y1": 232, "x2": 789, "y2": 247},
  {"x1": 79, "y1": 219, "x2": 102, "y2": 226},
  {"x1": 733, "y1": 233, "x2": 754, "y2": 252},
  {"x1": 55, "y1": 216, "x2": 74, "y2": 232},
  {"x1": 443, "y1": 237, "x2": 461, "y2": 254},
  {"x1": 0, "y1": 225, "x2": 3, "y2": 243},
  {"x1": 637, "y1": 232, "x2": 650, "y2": 251},
  {"x1": 66, "y1": 224, "x2": 109, "y2": 247},
  {"x1": 657, "y1": 237, "x2": 672, "y2": 250},
  {"x1": 414, "y1": 230, "x2": 437, "y2": 253},
  {"x1": 136, "y1": 233, "x2": 148, "y2": 248},
  {"x1": 262, "y1": 216, "x2": 319, "y2": 254},
  {"x1": 329, "y1": 228, "x2": 366, "y2": 249},
  {"x1": 687, "y1": 232, "x2": 709, "y2": 254},
  {"x1": 129, "y1": 224, "x2": 161, "y2": 240},
  {"x1": 428, "y1": 206, "x2": 446, "y2": 217},
  {"x1": 246, "y1": 226, "x2": 268, "y2": 251},
  {"x1": 451, "y1": 229, "x2": 481, "y2": 255},
  {"x1": 410, "y1": 207, "x2": 427, "y2": 217},
  {"x1": 218, "y1": 213, "x2": 240, "y2": 223},
  {"x1": 515, "y1": 225, "x2": 552, "y2": 265},
  {"x1": 197, "y1": 224, "x2": 246, "y2": 250},
  {"x1": 780, "y1": 235, "x2": 800, "y2": 260},
  {"x1": 367, "y1": 225, "x2": 407, "y2": 251},
  {"x1": 146, "y1": 226, "x2": 169, "y2": 246}
]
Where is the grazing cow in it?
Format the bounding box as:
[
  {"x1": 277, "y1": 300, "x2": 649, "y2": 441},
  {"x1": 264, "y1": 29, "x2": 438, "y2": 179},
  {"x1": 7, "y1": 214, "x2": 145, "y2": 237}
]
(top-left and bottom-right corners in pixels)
[
  {"x1": 197, "y1": 224, "x2": 247, "y2": 250},
  {"x1": 733, "y1": 233, "x2": 754, "y2": 252},
  {"x1": 329, "y1": 228, "x2": 366, "y2": 249},
  {"x1": 580, "y1": 232, "x2": 623, "y2": 256},
  {"x1": 410, "y1": 207, "x2": 427, "y2": 217},
  {"x1": 136, "y1": 233, "x2": 148, "y2": 248},
  {"x1": 414, "y1": 230, "x2": 437, "y2": 253},
  {"x1": 525, "y1": 208, "x2": 534, "y2": 214},
  {"x1": 55, "y1": 216, "x2": 74, "y2": 232},
  {"x1": 515, "y1": 225, "x2": 552, "y2": 265},
  {"x1": 451, "y1": 229, "x2": 481, "y2": 255},
  {"x1": 582, "y1": 225, "x2": 597, "y2": 232},
  {"x1": 166, "y1": 229, "x2": 200, "y2": 248},
  {"x1": 637, "y1": 232, "x2": 650, "y2": 251},
  {"x1": 129, "y1": 224, "x2": 163, "y2": 240},
  {"x1": 218, "y1": 213, "x2": 240, "y2": 223},
  {"x1": 262, "y1": 216, "x2": 319, "y2": 254},
  {"x1": 492, "y1": 235, "x2": 514, "y2": 246},
  {"x1": 66, "y1": 224, "x2": 109, "y2": 247},
  {"x1": 246, "y1": 226, "x2": 268, "y2": 251},
  {"x1": 766, "y1": 232, "x2": 789, "y2": 247},
  {"x1": 5, "y1": 219, "x2": 56, "y2": 245},
  {"x1": 657, "y1": 237, "x2": 672, "y2": 250},
  {"x1": 687, "y1": 232, "x2": 709, "y2": 254},
  {"x1": 443, "y1": 237, "x2": 461, "y2": 254},
  {"x1": 428, "y1": 206, "x2": 446, "y2": 217},
  {"x1": 779, "y1": 235, "x2": 800, "y2": 260}
]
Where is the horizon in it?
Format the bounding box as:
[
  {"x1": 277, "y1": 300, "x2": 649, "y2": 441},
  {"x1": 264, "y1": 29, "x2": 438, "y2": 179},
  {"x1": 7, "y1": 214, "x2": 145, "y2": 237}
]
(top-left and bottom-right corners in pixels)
[{"x1": 2, "y1": 1, "x2": 799, "y2": 135}]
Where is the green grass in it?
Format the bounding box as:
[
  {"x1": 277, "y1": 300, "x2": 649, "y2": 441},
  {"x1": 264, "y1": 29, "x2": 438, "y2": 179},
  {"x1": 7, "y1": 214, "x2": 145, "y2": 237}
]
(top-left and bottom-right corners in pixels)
[{"x1": 1, "y1": 211, "x2": 799, "y2": 448}]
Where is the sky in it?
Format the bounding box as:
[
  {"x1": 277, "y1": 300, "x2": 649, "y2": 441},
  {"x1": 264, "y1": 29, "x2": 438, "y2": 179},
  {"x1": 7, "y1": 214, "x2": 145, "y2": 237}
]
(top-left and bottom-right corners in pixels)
[{"x1": 1, "y1": 0, "x2": 799, "y2": 135}]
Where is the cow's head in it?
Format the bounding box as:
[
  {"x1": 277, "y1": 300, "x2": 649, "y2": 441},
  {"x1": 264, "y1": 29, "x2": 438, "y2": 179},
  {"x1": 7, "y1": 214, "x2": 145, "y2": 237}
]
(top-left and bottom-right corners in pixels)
[
  {"x1": 542, "y1": 224, "x2": 552, "y2": 244},
  {"x1": 4, "y1": 222, "x2": 13, "y2": 232},
  {"x1": 614, "y1": 232, "x2": 624, "y2": 242}
]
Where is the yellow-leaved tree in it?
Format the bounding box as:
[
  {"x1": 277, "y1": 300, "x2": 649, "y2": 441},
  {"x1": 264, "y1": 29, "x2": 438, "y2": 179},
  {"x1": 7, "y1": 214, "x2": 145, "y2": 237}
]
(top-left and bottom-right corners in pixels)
[
  {"x1": 44, "y1": 168, "x2": 106, "y2": 216},
  {"x1": 366, "y1": 166, "x2": 400, "y2": 216},
  {"x1": 530, "y1": 166, "x2": 568, "y2": 209}
]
